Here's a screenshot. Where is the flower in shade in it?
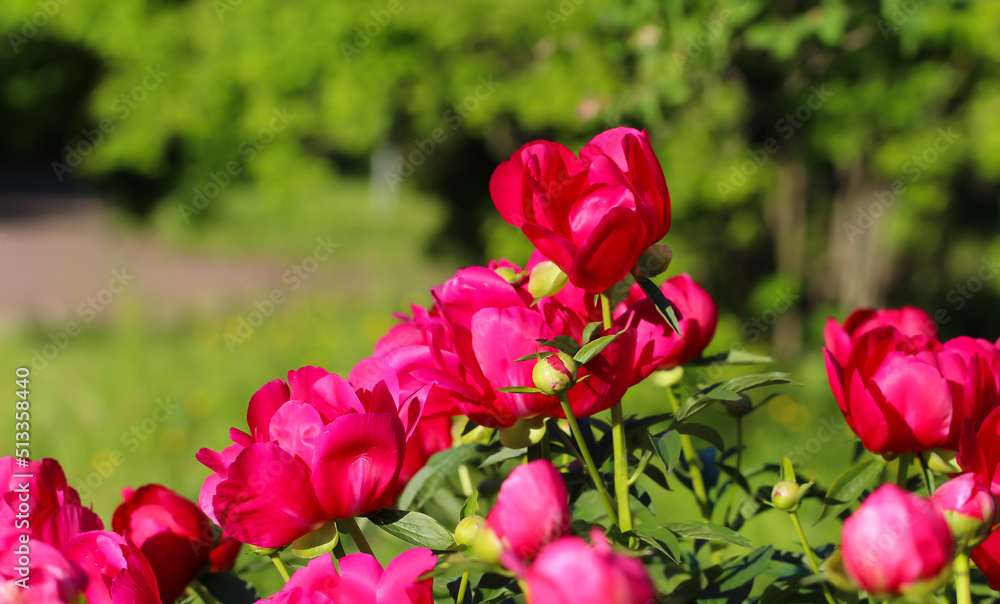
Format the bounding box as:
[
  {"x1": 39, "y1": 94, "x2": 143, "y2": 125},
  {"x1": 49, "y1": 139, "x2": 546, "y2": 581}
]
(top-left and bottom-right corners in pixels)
[
  {"x1": 197, "y1": 363, "x2": 422, "y2": 548},
  {"x1": 521, "y1": 528, "x2": 656, "y2": 604},
  {"x1": 490, "y1": 127, "x2": 671, "y2": 292},
  {"x1": 257, "y1": 548, "x2": 436, "y2": 604},
  {"x1": 113, "y1": 484, "x2": 242, "y2": 603},
  {"x1": 824, "y1": 306, "x2": 937, "y2": 365},
  {"x1": 840, "y1": 484, "x2": 953, "y2": 598},
  {"x1": 486, "y1": 460, "x2": 570, "y2": 562},
  {"x1": 824, "y1": 327, "x2": 997, "y2": 454}
]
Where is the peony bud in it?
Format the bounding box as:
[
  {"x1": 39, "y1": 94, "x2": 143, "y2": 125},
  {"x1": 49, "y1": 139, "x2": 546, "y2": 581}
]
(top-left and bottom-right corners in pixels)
[
  {"x1": 841, "y1": 484, "x2": 954, "y2": 598},
  {"x1": 631, "y1": 244, "x2": 674, "y2": 280},
  {"x1": 931, "y1": 473, "x2": 998, "y2": 549},
  {"x1": 527, "y1": 261, "x2": 569, "y2": 299},
  {"x1": 532, "y1": 353, "x2": 578, "y2": 395},
  {"x1": 494, "y1": 266, "x2": 521, "y2": 284},
  {"x1": 455, "y1": 515, "x2": 486, "y2": 547},
  {"x1": 472, "y1": 526, "x2": 504, "y2": 564},
  {"x1": 724, "y1": 393, "x2": 753, "y2": 417},
  {"x1": 771, "y1": 481, "x2": 802, "y2": 511}
]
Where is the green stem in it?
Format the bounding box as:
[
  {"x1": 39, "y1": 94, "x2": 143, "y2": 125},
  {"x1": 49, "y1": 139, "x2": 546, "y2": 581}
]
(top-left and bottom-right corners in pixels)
[
  {"x1": 343, "y1": 516, "x2": 375, "y2": 556},
  {"x1": 666, "y1": 386, "x2": 711, "y2": 521},
  {"x1": 895, "y1": 453, "x2": 914, "y2": 489},
  {"x1": 790, "y1": 512, "x2": 838, "y2": 604},
  {"x1": 954, "y1": 553, "x2": 972, "y2": 604},
  {"x1": 458, "y1": 464, "x2": 474, "y2": 497},
  {"x1": 269, "y1": 552, "x2": 291, "y2": 583},
  {"x1": 189, "y1": 580, "x2": 221, "y2": 604},
  {"x1": 602, "y1": 290, "x2": 635, "y2": 543},
  {"x1": 457, "y1": 570, "x2": 471, "y2": 603},
  {"x1": 725, "y1": 417, "x2": 744, "y2": 526},
  {"x1": 628, "y1": 449, "x2": 653, "y2": 486},
  {"x1": 557, "y1": 393, "x2": 618, "y2": 525},
  {"x1": 917, "y1": 452, "x2": 936, "y2": 495}
]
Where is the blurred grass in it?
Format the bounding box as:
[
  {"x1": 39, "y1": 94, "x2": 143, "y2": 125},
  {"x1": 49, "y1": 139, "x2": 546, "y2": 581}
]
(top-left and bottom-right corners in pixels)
[{"x1": 0, "y1": 177, "x2": 858, "y2": 597}]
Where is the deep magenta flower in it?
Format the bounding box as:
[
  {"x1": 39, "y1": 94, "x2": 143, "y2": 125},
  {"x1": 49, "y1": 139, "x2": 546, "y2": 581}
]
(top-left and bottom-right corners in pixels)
[
  {"x1": 840, "y1": 484, "x2": 953, "y2": 598},
  {"x1": 61, "y1": 530, "x2": 160, "y2": 604},
  {"x1": 258, "y1": 548, "x2": 436, "y2": 604},
  {"x1": 614, "y1": 274, "x2": 718, "y2": 383},
  {"x1": 486, "y1": 460, "x2": 570, "y2": 561},
  {"x1": 113, "y1": 484, "x2": 241, "y2": 603},
  {"x1": 521, "y1": 529, "x2": 656, "y2": 604},
  {"x1": 197, "y1": 363, "x2": 420, "y2": 548},
  {"x1": 931, "y1": 473, "x2": 997, "y2": 548},
  {"x1": 824, "y1": 306, "x2": 937, "y2": 365},
  {"x1": 490, "y1": 127, "x2": 671, "y2": 293},
  {"x1": 824, "y1": 326, "x2": 997, "y2": 454}
]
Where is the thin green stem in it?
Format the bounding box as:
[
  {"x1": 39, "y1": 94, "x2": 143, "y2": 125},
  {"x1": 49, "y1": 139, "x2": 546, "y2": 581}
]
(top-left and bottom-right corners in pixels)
[
  {"x1": 557, "y1": 393, "x2": 618, "y2": 525},
  {"x1": 269, "y1": 552, "x2": 291, "y2": 583},
  {"x1": 666, "y1": 386, "x2": 711, "y2": 521},
  {"x1": 954, "y1": 553, "x2": 972, "y2": 604},
  {"x1": 458, "y1": 464, "x2": 474, "y2": 497},
  {"x1": 790, "y1": 512, "x2": 838, "y2": 604},
  {"x1": 189, "y1": 580, "x2": 221, "y2": 604},
  {"x1": 895, "y1": 453, "x2": 914, "y2": 489},
  {"x1": 457, "y1": 570, "x2": 472, "y2": 603},
  {"x1": 725, "y1": 417, "x2": 745, "y2": 527},
  {"x1": 628, "y1": 449, "x2": 653, "y2": 486},
  {"x1": 600, "y1": 292, "x2": 613, "y2": 331},
  {"x1": 343, "y1": 516, "x2": 375, "y2": 556},
  {"x1": 917, "y1": 452, "x2": 936, "y2": 495},
  {"x1": 602, "y1": 290, "x2": 634, "y2": 543}
]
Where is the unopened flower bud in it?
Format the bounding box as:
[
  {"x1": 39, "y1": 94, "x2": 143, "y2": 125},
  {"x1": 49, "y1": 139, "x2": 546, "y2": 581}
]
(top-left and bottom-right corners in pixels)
[
  {"x1": 724, "y1": 394, "x2": 753, "y2": 417},
  {"x1": 532, "y1": 353, "x2": 578, "y2": 395},
  {"x1": 494, "y1": 266, "x2": 521, "y2": 285},
  {"x1": 771, "y1": 481, "x2": 802, "y2": 511},
  {"x1": 926, "y1": 449, "x2": 962, "y2": 475},
  {"x1": 931, "y1": 473, "x2": 998, "y2": 550},
  {"x1": 455, "y1": 515, "x2": 486, "y2": 547},
  {"x1": 527, "y1": 261, "x2": 569, "y2": 299},
  {"x1": 472, "y1": 526, "x2": 504, "y2": 564},
  {"x1": 631, "y1": 245, "x2": 673, "y2": 280},
  {"x1": 499, "y1": 416, "x2": 547, "y2": 449}
]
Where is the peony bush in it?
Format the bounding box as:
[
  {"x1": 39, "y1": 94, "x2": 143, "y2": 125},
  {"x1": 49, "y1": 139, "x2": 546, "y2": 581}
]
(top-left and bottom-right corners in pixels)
[{"x1": 5, "y1": 127, "x2": 1000, "y2": 602}]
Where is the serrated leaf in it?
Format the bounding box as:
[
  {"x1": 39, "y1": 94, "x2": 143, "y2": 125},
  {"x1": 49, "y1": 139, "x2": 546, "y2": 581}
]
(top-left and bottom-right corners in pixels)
[
  {"x1": 815, "y1": 457, "x2": 886, "y2": 525},
  {"x1": 398, "y1": 445, "x2": 477, "y2": 511},
  {"x1": 461, "y1": 488, "x2": 479, "y2": 519},
  {"x1": 665, "y1": 521, "x2": 752, "y2": 548},
  {"x1": 651, "y1": 430, "x2": 682, "y2": 476},
  {"x1": 497, "y1": 386, "x2": 544, "y2": 393},
  {"x1": 673, "y1": 373, "x2": 792, "y2": 423},
  {"x1": 573, "y1": 332, "x2": 621, "y2": 364},
  {"x1": 367, "y1": 509, "x2": 456, "y2": 550},
  {"x1": 637, "y1": 278, "x2": 683, "y2": 336},
  {"x1": 676, "y1": 423, "x2": 725, "y2": 452},
  {"x1": 479, "y1": 447, "x2": 526, "y2": 468},
  {"x1": 582, "y1": 321, "x2": 603, "y2": 344}
]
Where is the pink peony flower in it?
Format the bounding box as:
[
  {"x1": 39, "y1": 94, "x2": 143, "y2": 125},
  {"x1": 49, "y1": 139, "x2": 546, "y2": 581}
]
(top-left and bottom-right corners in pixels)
[
  {"x1": 486, "y1": 460, "x2": 570, "y2": 561},
  {"x1": 824, "y1": 306, "x2": 937, "y2": 366}
]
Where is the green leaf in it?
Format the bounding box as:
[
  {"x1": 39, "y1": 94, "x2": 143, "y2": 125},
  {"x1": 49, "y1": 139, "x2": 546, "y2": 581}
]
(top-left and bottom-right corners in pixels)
[
  {"x1": 780, "y1": 456, "x2": 796, "y2": 483},
  {"x1": 460, "y1": 488, "x2": 479, "y2": 520},
  {"x1": 497, "y1": 386, "x2": 543, "y2": 393},
  {"x1": 673, "y1": 372, "x2": 793, "y2": 423},
  {"x1": 701, "y1": 546, "x2": 775, "y2": 601},
  {"x1": 664, "y1": 521, "x2": 752, "y2": 549},
  {"x1": 815, "y1": 457, "x2": 887, "y2": 525},
  {"x1": 651, "y1": 430, "x2": 682, "y2": 476},
  {"x1": 366, "y1": 509, "x2": 456, "y2": 550},
  {"x1": 535, "y1": 336, "x2": 580, "y2": 355},
  {"x1": 573, "y1": 332, "x2": 621, "y2": 364},
  {"x1": 636, "y1": 278, "x2": 683, "y2": 337},
  {"x1": 690, "y1": 350, "x2": 775, "y2": 366},
  {"x1": 479, "y1": 447, "x2": 526, "y2": 468},
  {"x1": 512, "y1": 351, "x2": 552, "y2": 362},
  {"x1": 581, "y1": 321, "x2": 603, "y2": 344},
  {"x1": 676, "y1": 423, "x2": 726, "y2": 452},
  {"x1": 630, "y1": 527, "x2": 681, "y2": 562},
  {"x1": 398, "y1": 445, "x2": 477, "y2": 511},
  {"x1": 198, "y1": 573, "x2": 259, "y2": 604}
]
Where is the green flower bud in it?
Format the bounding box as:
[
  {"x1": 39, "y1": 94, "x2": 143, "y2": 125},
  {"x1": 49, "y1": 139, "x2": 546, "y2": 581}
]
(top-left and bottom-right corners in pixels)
[
  {"x1": 472, "y1": 526, "x2": 504, "y2": 564},
  {"x1": 498, "y1": 416, "x2": 547, "y2": 449},
  {"x1": 651, "y1": 366, "x2": 684, "y2": 388},
  {"x1": 631, "y1": 245, "x2": 673, "y2": 280},
  {"x1": 527, "y1": 261, "x2": 569, "y2": 300},
  {"x1": 455, "y1": 515, "x2": 486, "y2": 547},
  {"x1": 494, "y1": 266, "x2": 522, "y2": 285},
  {"x1": 771, "y1": 481, "x2": 802, "y2": 511},
  {"x1": 532, "y1": 353, "x2": 578, "y2": 395},
  {"x1": 724, "y1": 394, "x2": 753, "y2": 417}
]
